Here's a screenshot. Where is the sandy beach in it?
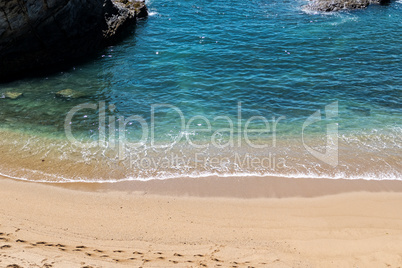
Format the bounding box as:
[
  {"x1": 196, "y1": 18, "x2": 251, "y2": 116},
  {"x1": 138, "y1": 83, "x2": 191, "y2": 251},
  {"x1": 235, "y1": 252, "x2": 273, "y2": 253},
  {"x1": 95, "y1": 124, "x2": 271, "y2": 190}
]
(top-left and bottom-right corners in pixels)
[{"x1": 1, "y1": 177, "x2": 402, "y2": 267}]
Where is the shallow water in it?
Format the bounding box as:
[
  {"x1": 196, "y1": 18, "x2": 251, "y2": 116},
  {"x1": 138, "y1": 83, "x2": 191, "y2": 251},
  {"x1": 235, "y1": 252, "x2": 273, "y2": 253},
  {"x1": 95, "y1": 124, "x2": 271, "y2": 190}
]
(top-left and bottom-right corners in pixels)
[{"x1": 0, "y1": 0, "x2": 401, "y2": 182}]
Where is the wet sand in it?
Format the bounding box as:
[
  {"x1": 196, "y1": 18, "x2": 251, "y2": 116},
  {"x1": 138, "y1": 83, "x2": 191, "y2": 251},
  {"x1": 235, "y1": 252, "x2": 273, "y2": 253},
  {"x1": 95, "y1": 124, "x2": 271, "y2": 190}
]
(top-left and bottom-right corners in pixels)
[
  {"x1": 1, "y1": 176, "x2": 402, "y2": 267},
  {"x1": 61, "y1": 175, "x2": 402, "y2": 198}
]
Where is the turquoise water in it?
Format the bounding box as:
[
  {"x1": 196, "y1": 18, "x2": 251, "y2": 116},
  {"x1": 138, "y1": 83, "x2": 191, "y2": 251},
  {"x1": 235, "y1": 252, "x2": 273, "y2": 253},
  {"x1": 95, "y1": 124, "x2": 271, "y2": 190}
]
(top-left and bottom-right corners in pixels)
[{"x1": 0, "y1": 0, "x2": 401, "y2": 182}]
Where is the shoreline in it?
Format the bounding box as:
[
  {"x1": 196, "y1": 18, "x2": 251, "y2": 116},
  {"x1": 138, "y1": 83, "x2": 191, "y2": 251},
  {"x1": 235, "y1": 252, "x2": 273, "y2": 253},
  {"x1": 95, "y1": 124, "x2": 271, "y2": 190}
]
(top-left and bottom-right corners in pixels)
[
  {"x1": 0, "y1": 125, "x2": 400, "y2": 183},
  {"x1": 1, "y1": 176, "x2": 402, "y2": 267}
]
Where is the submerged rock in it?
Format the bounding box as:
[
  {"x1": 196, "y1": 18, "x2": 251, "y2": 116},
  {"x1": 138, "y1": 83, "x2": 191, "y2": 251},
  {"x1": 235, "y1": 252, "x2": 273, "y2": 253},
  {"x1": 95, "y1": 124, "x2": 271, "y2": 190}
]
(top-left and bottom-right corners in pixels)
[
  {"x1": 0, "y1": 0, "x2": 147, "y2": 81},
  {"x1": 55, "y1": 89, "x2": 87, "y2": 99},
  {"x1": 1, "y1": 92, "x2": 23, "y2": 99},
  {"x1": 306, "y1": 0, "x2": 392, "y2": 12}
]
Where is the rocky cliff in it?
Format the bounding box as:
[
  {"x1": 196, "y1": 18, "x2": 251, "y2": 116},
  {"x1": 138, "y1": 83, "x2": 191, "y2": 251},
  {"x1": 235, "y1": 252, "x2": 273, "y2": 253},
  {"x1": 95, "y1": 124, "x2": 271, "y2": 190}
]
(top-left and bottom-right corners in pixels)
[{"x1": 0, "y1": 0, "x2": 147, "y2": 81}]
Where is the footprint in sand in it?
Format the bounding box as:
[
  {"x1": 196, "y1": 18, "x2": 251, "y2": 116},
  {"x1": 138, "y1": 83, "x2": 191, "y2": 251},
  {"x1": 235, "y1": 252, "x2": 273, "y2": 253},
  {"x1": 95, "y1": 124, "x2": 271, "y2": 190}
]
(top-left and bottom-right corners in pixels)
[{"x1": 0, "y1": 245, "x2": 11, "y2": 249}]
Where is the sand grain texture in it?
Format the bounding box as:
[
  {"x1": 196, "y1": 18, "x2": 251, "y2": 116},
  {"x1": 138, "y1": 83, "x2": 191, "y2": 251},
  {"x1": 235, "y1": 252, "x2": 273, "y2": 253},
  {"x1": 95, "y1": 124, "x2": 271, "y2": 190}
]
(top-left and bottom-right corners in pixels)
[{"x1": 1, "y1": 178, "x2": 402, "y2": 267}]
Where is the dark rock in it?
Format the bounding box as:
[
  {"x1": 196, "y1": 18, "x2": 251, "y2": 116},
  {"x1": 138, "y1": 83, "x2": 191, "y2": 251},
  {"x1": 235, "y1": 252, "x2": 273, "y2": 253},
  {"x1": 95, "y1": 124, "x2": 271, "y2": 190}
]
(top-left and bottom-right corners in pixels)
[
  {"x1": 307, "y1": 0, "x2": 369, "y2": 11},
  {"x1": 0, "y1": 0, "x2": 147, "y2": 82},
  {"x1": 379, "y1": 0, "x2": 391, "y2": 5},
  {"x1": 306, "y1": 0, "x2": 392, "y2": 11},
  {"x1": 104, "y1": 0, "x2": 147, "y2": 39}
]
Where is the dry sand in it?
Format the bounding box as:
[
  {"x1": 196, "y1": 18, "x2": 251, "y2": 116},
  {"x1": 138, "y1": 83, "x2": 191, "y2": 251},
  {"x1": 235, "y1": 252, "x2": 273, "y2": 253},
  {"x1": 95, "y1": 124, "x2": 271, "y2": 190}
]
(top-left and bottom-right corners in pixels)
[{"x1": 1, "y1": 176, "x2": 402, "y2": 267}]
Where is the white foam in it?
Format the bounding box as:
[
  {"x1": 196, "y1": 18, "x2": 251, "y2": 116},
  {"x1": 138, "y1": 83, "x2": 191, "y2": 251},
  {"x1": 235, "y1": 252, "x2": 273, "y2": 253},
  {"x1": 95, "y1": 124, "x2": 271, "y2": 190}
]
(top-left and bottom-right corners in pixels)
[
  {"x1": 1, "y1": 168, "x2": 401, "y2": 185},
  {"x1": 1, "y1": 125, "x2": 401, "y2": 184}
]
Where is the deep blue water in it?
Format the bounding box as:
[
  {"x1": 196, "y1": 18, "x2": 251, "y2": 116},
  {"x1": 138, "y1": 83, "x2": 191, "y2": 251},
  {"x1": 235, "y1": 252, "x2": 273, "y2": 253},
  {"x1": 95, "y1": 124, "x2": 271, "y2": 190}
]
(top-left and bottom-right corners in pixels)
[{"x1": 0, "y1": 0, "x2": 401, "y2": 182}]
